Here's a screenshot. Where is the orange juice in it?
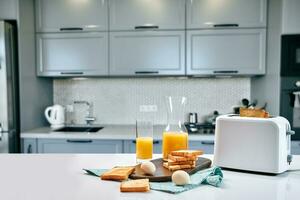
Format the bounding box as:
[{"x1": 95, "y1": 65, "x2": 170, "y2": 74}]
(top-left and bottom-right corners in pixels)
[
  {"x1": 162, "y1": 131, "x2": 188, "y2": 160},
  {"x1": 136, "y1": 137, "x2": 153, "y2": 160}
]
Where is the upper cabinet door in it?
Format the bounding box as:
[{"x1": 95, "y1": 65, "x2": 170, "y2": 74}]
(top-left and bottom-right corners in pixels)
[
  {"x1": 187, "y1": 29, "x2": 266, "y2": 75},
  {"x1": 37, "y1": 32, "x2": 108, "y2": 77},
  {"x1": 187, "y1": 0, "x2": 267, "y2": 29},
  {"x1": 36, "y1": 0, "x2": 108, "y2": 32},
  {"x1": 109, "y1": 0, "x2": 185, "y2": 31},
  {"x1": 110, "y1": 31, "x2": 185, "y2": 76},
  {"x1": 0, "y1": 0, "x2": 18, "y2": 20}
]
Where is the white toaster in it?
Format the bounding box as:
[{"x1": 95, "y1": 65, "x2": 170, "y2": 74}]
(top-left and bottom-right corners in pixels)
[{"x1": 213, "y1": 115, "x2": 294, "y2": 174}]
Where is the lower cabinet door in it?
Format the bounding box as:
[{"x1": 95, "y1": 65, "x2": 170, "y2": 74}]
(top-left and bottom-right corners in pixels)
[
  {"x1": 292, "y1": 141, "x2": 300, "y2": 155},
  {"x1": 123, "y1": 140, "x2": 162, "y2": 154},
  {"x1": 22, "y1": 139, "x2": 38, "y2": 153},
  {"x1": 189, "y1": 141, "x2": 214, "y2": 154},
  {"x1": 38, "y1": 139, "x2": 123, "y2": 153}
]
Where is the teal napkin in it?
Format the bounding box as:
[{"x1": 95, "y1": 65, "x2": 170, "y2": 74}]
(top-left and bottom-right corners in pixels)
[{"x1": 83, "y1": 166, "x2": 223, "y2": 194}]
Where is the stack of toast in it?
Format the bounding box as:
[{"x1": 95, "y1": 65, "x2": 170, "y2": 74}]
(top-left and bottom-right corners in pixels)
[{"x1": 163, "y1": 150, "x2": 203, "y2": 171}]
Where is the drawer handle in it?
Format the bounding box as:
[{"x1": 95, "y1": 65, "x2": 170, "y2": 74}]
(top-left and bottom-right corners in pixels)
[
  {"x1": 132, "y1": 140, "x2": 160, "y2": 144},
  {"x1": 60, "y1": 72, "x2": 84, "y2": 75},
  {"x1": 67, "y1": 140, "x2": 93, "y2": 143},
  {"x1": 201, "y1": 141, "x2": 214, "y2": 145},
  {"x1": 60, "y1": 27, "x2": 83, "y2": 31},
  {"x1": 135, "y1": 71, "x2": 159, "y2": 74},
  {"x1": 27, "y1": 144, "x2": 32, "y2": 153},
  {"x1": 135, "y1": 25, "x2": 159, "y2": 30},
  {"x1": 213, "y1": 24, "x2": 239, "y2": 28},
  {"x1": 213, "y1": 70, "x2": 238, "y2": 74}
]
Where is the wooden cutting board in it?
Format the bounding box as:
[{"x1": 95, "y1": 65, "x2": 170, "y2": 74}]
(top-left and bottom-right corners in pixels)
[{"x1": 129, "y1": 157, "x2": 212, "y2": 182}]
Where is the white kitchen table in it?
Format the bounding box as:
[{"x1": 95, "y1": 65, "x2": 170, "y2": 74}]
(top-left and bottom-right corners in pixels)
[{"x1": 1, "y1": 154, "x2": 300, "y2": 200}]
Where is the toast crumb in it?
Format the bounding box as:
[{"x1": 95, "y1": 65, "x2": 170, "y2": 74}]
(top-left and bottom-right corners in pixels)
[
  {"x1": 101, "y1": 166, "x2": 135, "y2": 181},
  {"x1": 120, "y1": 179, "x2": 150, "y2": 192}
]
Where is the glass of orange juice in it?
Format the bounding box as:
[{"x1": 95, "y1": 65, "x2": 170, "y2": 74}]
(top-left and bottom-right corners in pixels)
[{"x1": 136, "y1": 121, "x2": 153, "y2": 163}]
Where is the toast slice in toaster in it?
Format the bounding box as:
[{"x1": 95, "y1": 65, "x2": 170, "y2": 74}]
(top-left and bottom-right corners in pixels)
[{"x1": 240, "y1": 107, "x2": 269, "y2": 118}]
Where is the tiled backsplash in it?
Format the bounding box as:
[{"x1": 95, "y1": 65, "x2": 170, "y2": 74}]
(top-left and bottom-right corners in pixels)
[{"x1": 54, "y1": 78, "x2": 250, "y2": 125}]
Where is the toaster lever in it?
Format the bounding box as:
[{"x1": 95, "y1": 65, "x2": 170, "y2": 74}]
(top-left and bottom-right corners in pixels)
[
  {"x1": 287, "y1": 130, "x2": 295, "y2": 135},
  {"x1": 287, "y1": 155, "x2": 293, "y2": 165}
]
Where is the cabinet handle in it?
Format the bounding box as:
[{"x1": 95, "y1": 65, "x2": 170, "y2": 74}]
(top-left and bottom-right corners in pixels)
[
  {"x1": 135, "y1": 71, "x2": 159, "y2": 74},
  {"x1": 213, "y1": 24, "x2": 239, "y2": 28},
  {"x1": 132, "y1": 140, "x2": 160, "y2": 144},
  {"x1": 135, "y1": 25, "x2": 159, "y2": 30},
  {"x1": 60, "y1": 72, "x2": 84, "y2": 75},
  {"x1": 201, "y1": 141, "x2": 215, "y2": 145},
  {"x1": 27, "y1": 144, "x2": 32, "y2": 153},
  {"x1": 60, "y1": 27, "x2": 83, "y2": 31},
  {"x1": 213, "y1": 70, "x2": 239, "y2": 74},
  {"x1": 67, "y1": 140, "x2": 93, "y2": 143}
]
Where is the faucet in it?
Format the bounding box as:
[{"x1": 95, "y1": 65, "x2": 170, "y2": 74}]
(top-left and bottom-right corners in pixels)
[{"x1": 73, "y1": 100, "x2": 96, "y2": 125}]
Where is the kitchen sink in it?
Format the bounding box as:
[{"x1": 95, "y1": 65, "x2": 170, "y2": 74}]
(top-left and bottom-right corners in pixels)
[{"x1": 54, "y1": 127, "x2": 103, "y2": 133}]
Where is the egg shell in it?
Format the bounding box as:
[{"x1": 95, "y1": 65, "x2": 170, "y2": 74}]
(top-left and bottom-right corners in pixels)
[
  {"x1": 140, "y1": 161, "x2": 156, "y2": 176},
  {"x1": 172, "y1": 170, "x2": 191, "y2": 186}
]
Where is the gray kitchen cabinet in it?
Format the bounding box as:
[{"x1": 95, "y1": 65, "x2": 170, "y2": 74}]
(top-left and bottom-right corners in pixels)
[
  {"x1": 187, "y1": 29, "x2": 266, "y2": 76},
  {"x1": 109, "y1": 0, "x2": 185, "y2": 31},
  {"x1": 123, "y1": 140, "x2": 162, "y2": 154},
  {"x1": 0, "y1": 0, "x2": 18, "y2": 20},
  {"x1": 35, "y1": 0, "x2": 108, "y2": 32},
  {"x1": 37, "y1": 32, "x2": 108, "y2": 77},
  {"x1": 187, "y1": 0, "x2": 267, "y2": 29},
  {"x1": 37, "y1": 139, "x2": 123, "y2": 153},
  {"x1": 189, "y1": 141, "x2": 214, "y2": 154},
  {"x1": 110, "y1": 31, "x2": 185, "y2": 76},
  {"x1": 282, "y1": 0, "x2": 300, "y2": 34},
  {"x1": 292, "y1": 141, "x2": 300, "y2": 155},
  {"x1": 22, "y1": 139, "x2": 38, "y2": 154}
]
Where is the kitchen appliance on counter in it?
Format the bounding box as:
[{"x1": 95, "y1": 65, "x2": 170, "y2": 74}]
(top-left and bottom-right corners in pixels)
[
  {"x1": 44, "y1": 105, "x2": 65, "y2": 129},
  {"x1": 185, "y1": 111, "x2": 218, "y2": 135},
  {"x1": 214, "y1": 115, "x2": 294, "y2": 174},
  {"x1": 188, "y1": 113, "x2": 198, "y2": 124},
  {"x1": 0, "y1": 21, "x2": 19, "y2": 153},
  {"x1": 185, "y1": 123, "x2": 215, "y2": 135}
]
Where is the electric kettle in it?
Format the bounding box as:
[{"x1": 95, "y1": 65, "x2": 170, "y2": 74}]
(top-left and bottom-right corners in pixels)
[{"x1": 44, "y1": 105, "x2": 65, "y2": 129}]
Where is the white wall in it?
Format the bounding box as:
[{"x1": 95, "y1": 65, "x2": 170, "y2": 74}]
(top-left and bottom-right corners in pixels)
[
  {"x1": 54, "y1": 78, "x2": 250, "y2": 125},
  {"x1": 251, "y1": 0, "x2": 283, "y2": 116}
]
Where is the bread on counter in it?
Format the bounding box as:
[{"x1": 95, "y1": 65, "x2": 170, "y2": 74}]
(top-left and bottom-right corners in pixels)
[
  {"x1": 101, "y1": 166, "x2": 135, "y2": 181},
  {"x1": 120, "y1": 179, "x2": 150, "y2": 192}
]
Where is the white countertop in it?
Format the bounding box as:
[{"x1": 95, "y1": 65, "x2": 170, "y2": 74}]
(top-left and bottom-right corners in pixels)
[
  {"x1": 0, "y1": 154, "x2": 300, "y2": 200},
  {"x1": 21, "y1": 125, "x2": 215, "y2": 141}
]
